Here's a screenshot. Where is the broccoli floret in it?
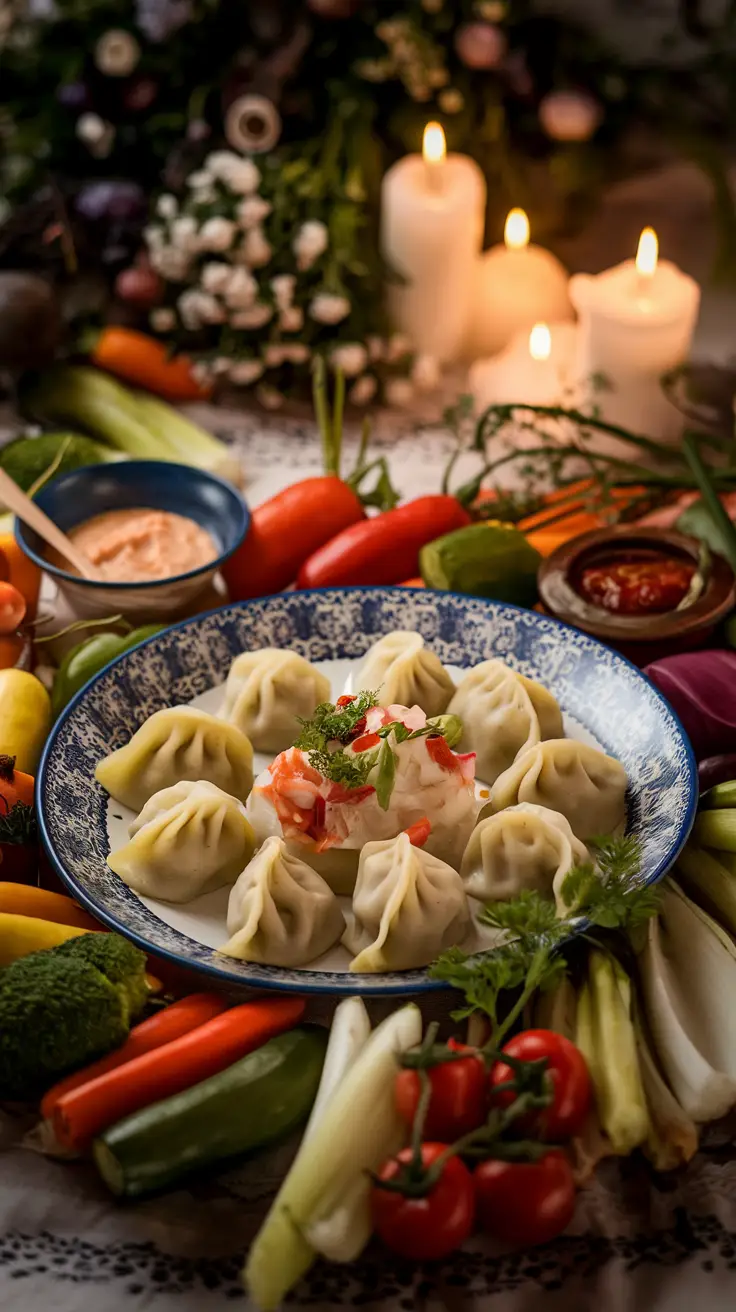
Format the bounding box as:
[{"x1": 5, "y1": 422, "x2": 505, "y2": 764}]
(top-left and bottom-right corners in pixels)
[
  {"x1": 52, "y1": 933, "x2": 149, "y2": 1023},
  {"x1": 0, "y1": 933, "x2": 149, "y2": 1102}
]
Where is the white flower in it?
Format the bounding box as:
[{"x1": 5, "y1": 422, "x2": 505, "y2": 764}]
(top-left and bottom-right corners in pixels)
[
  {"x1": 191, "y1": 362, "x2": 215, "y2": 386},
  {"x1": 309, "y1": 292, "x2": 351, "y2": 325},
  {"x1": 200, "y1": 261, "x2": 232, "y2": 295},
  {"x1": 240, "y1": 226, "x2": 272, "y2": 268},
  {"x1": 150, "y1": 246, "x2": 191, "y2": 281},
  {"x1": 177, "y1": 289, "x2": 224, "y2": 330},
  {"x1": 237, "y1": 196, "x2": 272, "y2": 229},
  {"x1": 229, "y1": 359, "x2": 264, "y2": 385},
  {"x1": 330, "y1": 343, "x2": 368, "y2": 378},
  {"x1": 256, "y1": 383, "x2": 284, "y2": 411},
  {"x1": 150, "y1": 307, "x2": 176, "y2": 332},
  {"x1": 187, "y1": 168, "x2": 214, "y2": 190},
  {"x1": 385, "y1": 377, "x2": 414, "y2": 409},
  {"x1": 281, "y1": 343, "x2": 310, "y2": 364},
  {"x1": 411, "y1": 354, "x2": 440, "y2": 392},
  {"x1": 386, "y1": 333, "x2": 411, "y2": 363},
  {"x1": 206, "y1": 151, "x2": 261, "y2": 195},
  {"x1": 198, "y1": 217, "x2": 236, "y2": 252},
  {"x1": 156, "y1": 193, "x2": 178, "y2": 220},
  {"x1": 211, "y1": 357, "x2": 233, "y2": 375},
  {"x1": 94, "y1": 28, "x2": 140, "y2": 77},
  {"x1": 223, "y1": 266, "x2": 257, "y2": 309},
  {"x1": 263, "y1": 344, "x2": 288, "y2": 368},
  {"x1": 349, "y1": 375, "x2": 378, "y2": 406},
  {"x1": 170, "y1": 215, "x2": 200, "y2": 254},
  {"x1": 293, "y1": 219, "x2": 328, "y2": 271},
  {"x1": 366, "y1": 335, "x2": 384, "y2": 362},
  {"x1": 230, "y1": 303, "x2": 273, "y2": 330},
  {"x1": 279, "y1": 306, "x2": 304, "y2": 333},
  {"x1": 143, "y1": 224, "x2": 165, "y2": 251},
  {"x1": 271, "y1": 274, "x2": 296, "y2": 308}
]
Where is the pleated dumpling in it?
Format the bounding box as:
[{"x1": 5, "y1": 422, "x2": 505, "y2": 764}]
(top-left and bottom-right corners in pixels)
[
  {"x1": 221, "y1": 836, "x2": 344, "y2": 967},
  {"x1": 95, "y1": 706, "x2": 254, "y2": 812},
  {"x1": 342, "y1": 831, "x2": 470, "y2": 973},
  {"x1": 447, "y1": 659, "x2": 542, "y2": 784},
  {"x1": 221, "y1": 648, "x2": 331, "y2": 753},
  {"x1": 354, "y1": 632, "x2": 455, "y2": 718},
  {"x1": 460, "y1": 803, "x2": 590, "y2": 909},
  {"x1": 490, "y1": 739, "x2": 628, "y2": 841},
  {"x1": 108, "y1": 780, "x2": 256, "y2": 902},
  {"x1": 515, "y1": 674, "x2": 564, "y2": 741}
]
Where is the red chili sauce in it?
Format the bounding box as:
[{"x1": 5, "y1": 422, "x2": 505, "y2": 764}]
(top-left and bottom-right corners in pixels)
[{"x1": 578, "y1": 551, "x2": 696, "y2": 615}]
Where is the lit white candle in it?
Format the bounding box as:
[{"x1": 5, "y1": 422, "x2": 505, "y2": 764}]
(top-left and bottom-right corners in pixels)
[
  {"x1": 469, "y1": 320, "x2": 577, "y2": 412},
  {"x1": 466, "y1": 209, "x2": 573, "y2": 359},
  {"x1": 569, "y1": 227, "x2": 701, "y2": 441},
  {"x1": 380, "y1": 123, "x2": 486, "y2": 363}
]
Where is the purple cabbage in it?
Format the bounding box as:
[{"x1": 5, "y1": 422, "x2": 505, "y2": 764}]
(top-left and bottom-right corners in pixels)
[{"x1": 644, "y1": 650, "x2": 736, "y2": 764}]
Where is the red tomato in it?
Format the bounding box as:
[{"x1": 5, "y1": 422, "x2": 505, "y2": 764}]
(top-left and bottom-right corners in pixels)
[
  {"x1": 0, "y1": 581, "x2": 26, "y2": 634},
  {"x1": 474, "y1": 1151, "x2": 576, "y2": 1246},
  {"x1": 372, "y1": 1143, "x2": 475, "y2": 1261},
  {"x1": 489, "y1": 1030, "x2": 590, "y2": 1141},
  {"x1": 395, "y1": 1039, "x2": 487, "y2": 1141}
]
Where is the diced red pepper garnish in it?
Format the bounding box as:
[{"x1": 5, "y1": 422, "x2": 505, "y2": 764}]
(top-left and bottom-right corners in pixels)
[
  {"x1": 336, "y1": 695, "x2": 356, "y2": 706},
  {"x1": 326, "y1": 782, "x2": 376, "y2": 805},
  {"x1": 307, "y1": 794, "x2": 326, "y2": 838},
  {"x1": 404, "y1": 817, "x2": 431, "y2": 847},
  {"x1": 426, "y1": 735, "x2": 459, "y2": 772},
  {"x1": 352, "y1": 731, "x2": 380, "y2": 753}
]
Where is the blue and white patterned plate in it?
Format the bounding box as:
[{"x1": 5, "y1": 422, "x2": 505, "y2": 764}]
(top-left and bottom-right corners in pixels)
[{"x1": 38, "y1": 587, "x2": 697, "y2": 995}]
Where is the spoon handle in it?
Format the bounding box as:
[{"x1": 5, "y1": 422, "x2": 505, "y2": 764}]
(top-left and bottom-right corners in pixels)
[{"x1": 0, "y1": 469, "x2": 102, "y2": 581}]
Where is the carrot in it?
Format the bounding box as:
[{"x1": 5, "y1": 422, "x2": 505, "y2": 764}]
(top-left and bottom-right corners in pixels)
[
  {"x1": 223, "y1": 477, "x2": 365, "y2": 601},
  {"x1": 89, "y1": 327, "x2": 211, "y2": 402},
  {"x1": 0, "y1": 756, "x2": 34, "y2": 808},
  {"x1": 0, "y1": 531, "x2": 41, "y2": 621},
  {"x1": 52, "y1": 995, "x2": 306, "y2": 1151},
  {"x1": 41, "y1": 992, "x2": 229, "y2": 1120},
  {"x1": 0, "y1": 882, "x2": 102, "y2": 930}
]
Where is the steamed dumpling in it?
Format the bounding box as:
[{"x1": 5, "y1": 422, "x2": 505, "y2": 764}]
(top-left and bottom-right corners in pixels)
[
  {"x1": 96, "y1": 706, "x2": 254, "y2": 811},
  {"x1": 515, "y1": 674, "x2": 564, "y2": 741},
  {"x1": 490, "y1": 739, "x2": 628, "y2": 840},
  {"x1": 221, "y1": 648, "x2": 331, "y2": 753},
  {"x1": 342, "y1": 831, "x2": 470, "y2": 973},
  {"x1": 355, "y1": 632, "x2": 455, "y2": 718},
  {"x1": 447, "y1": 659, "x2": 541, "y2": 784},
  {"x1": 221, "y1": 836, "x2": 344, "y2": 967},
  {"x1": 460, "y1": 802, "x2": 590, "y2": 909},
  {"x1": 108, "y1": 780, "x2": 256, "y2": 902}
]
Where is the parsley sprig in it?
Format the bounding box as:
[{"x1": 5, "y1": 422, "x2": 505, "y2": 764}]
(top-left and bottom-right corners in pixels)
[{"x1": 431, "y1": 834, "x2": 659, "y2": 1043}]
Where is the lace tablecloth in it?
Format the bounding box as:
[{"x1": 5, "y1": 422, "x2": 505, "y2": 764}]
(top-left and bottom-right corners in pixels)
[{"x1": 2, "y1": 404, "x2": 736, "y2": 1311}]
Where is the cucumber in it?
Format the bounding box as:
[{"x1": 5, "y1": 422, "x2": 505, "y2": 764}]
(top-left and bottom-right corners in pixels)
[
  {"x1": 701, "y1": 780, "x2": 736, "y2": 811},
  {"x1": 420, "y1": 522, "x2": 541, "y2": 605},
  {"x1": 93, "y1": 1025, "x2": 327, "y2": 1199}
]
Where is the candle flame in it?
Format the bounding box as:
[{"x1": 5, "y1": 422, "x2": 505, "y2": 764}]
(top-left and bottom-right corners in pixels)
[
  {"x1": 529, "y1": 323, "x2": 551, "y2": 362},
  {"x1": 422, "y1": 122, "x2": 446, "y2": 166},
  {"x1": 636, "y1": 227, "x2": 658, "y2": 279},
  {"x1": 504, "y1": 208, "x2": 530, "y2": 251}
]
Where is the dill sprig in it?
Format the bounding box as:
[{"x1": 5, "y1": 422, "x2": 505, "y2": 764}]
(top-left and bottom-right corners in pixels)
[
  {"x1": 294, "y1": 690, "x2": 380, "y2": 751},
  {"x1": 432, "y1": 832, "x2": 659, "y2": 1041}
]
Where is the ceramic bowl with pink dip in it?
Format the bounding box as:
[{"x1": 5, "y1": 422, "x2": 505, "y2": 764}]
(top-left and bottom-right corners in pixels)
[{"x1": 16, "y1": 461, "x2": 249, "y2": 622}]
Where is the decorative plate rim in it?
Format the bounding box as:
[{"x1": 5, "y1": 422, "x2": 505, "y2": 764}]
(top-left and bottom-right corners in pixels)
[{"x1": 37, "y1": 586, "x2": 699, "y2": 996}]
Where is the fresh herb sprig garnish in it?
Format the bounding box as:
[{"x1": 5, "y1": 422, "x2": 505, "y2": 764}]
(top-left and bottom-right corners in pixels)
[
  {"x1": 431, "y1": 833, "x2": 658, "y2": 1043},
  {"x1": 294, "y1": 690, "x2": 380, "y2": 751}
]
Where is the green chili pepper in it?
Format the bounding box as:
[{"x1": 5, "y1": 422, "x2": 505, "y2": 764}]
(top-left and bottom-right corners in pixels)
[{"x1": 51, "y1": 624, "x2": 163, "y2": 717}]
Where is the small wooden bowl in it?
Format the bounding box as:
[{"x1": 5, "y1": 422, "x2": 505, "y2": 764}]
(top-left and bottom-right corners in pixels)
[{"x1": 538, "y1": 526, "x2": 736, "y2": 666}]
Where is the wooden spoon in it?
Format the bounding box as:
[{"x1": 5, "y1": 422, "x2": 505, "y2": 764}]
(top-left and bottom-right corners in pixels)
[{"x1": 0, "y1": 469, "x2": 103, "y2": 581}]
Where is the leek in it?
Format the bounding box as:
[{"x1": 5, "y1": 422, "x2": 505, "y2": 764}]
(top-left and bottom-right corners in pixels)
[
  {"x1": 245, "y1": 1003, "x2": 422, "y2": 1311},
  {"x1": 574, "y1": 950, "x2": 650, "y2": 1155},
  {"x1": 693, "y1": 809, "x2": 736, "y2": 853},
  {"x1": 700, "y1": 780, "x2": 736, "y2": 810},
  {"x1": 676, "y1": 844, "x2": 736, "y2": 935},
  {"x1": 637, "y1": 880, "x2": 736, "y2": 1121},
  {"x1": 533, "y1": 973, "x2": 577, "y2": 1039},
  {"x1": 132, "y1": 392, "x2": 243, "y2": 487},
  {"x1": 634, "y1": 1011, "x2": 699, "y2": 1171}
]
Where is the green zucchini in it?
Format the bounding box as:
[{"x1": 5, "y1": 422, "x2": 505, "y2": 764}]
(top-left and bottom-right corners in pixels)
[
  {"x1": 93, "y1": 1025, "x2": 327, "y2": 1199},
  {"x1": 420, "y1": 522, "x2": 541, "y2": 605}
]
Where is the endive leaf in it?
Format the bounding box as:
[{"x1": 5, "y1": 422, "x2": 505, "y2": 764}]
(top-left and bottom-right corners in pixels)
[{"x1": 636, "y1": 880, "x2": 736, "y2": 1122}]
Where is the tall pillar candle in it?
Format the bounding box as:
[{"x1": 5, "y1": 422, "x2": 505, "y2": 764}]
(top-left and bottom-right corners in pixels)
[
  {"x1": 381, "y1": 123, "x2": 486, "y2": 363},
  {"x1": 569, "y1": 228, "x2": 701, "y2": 443}
]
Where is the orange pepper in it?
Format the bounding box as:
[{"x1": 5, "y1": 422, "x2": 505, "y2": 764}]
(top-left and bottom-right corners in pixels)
[{"x1": 0, "y1": 532, "x2": 41, "y2": 621}]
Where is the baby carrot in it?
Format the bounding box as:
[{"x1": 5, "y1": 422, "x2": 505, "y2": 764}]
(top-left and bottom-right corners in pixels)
[
  {"x1": 53, "y1": 995, "x2": 306, "y2": 1152},
  {"x1": 41, "y1": 993, "x2": 229, "y2": 1120},
  {"x1": 0, "y1": 882, "x2": 102, "y2": 931}
]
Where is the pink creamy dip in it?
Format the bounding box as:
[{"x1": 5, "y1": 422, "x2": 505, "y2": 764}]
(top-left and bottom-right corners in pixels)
[{"x1": 50, "y1": 508, "x2": 218, "y2": 582}]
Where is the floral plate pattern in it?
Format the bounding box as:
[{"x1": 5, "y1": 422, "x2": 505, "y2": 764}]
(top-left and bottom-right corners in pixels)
[{"x1": 37, "y1": 587, "x2": 697, "y2": 995}]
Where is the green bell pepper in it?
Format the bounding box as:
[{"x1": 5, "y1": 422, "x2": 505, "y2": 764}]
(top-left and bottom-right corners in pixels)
[{"x1": 51, "y1": 624, "x2": 163, "y2": 717}]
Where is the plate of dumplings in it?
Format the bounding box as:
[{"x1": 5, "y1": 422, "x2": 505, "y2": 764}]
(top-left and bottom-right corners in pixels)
[{"x1": 38, "y1": 587, "x2": 697, "y2": 995}]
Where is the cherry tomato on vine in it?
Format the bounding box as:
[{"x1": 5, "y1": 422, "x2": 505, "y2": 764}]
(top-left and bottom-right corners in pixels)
[
  {"x1": 474, "y1": 1150, "x2": 576, "y2": 1247},
  {"x1": 489, "y1": 1029, "x2": 590, "y2": 1141},
  {"x1": 395, "y1": 1039, "x2": 487, "y2": 1141},
  {"x1": 371, "y1": 1142, "x2": 476, "y2": 1262}
]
